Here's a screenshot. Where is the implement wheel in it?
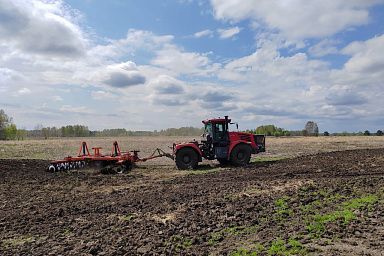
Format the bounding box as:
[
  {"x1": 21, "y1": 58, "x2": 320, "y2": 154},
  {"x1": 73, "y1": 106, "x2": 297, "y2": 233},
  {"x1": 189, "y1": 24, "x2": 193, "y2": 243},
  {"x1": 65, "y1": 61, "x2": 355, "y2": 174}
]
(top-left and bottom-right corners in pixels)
[
  {"x1": 176, "y1": 147, "x2": 198, "y2": 170},
  {"x1": 230, "y1": 144, "x2": 251, "y2": 166}
]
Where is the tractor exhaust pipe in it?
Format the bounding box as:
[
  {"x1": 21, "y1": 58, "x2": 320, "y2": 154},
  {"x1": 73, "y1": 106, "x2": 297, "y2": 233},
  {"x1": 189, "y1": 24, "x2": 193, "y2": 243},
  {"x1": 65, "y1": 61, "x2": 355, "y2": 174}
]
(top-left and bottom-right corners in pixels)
[{"x1": 225, "y1": 115, "x2": 229, "y2": 131}]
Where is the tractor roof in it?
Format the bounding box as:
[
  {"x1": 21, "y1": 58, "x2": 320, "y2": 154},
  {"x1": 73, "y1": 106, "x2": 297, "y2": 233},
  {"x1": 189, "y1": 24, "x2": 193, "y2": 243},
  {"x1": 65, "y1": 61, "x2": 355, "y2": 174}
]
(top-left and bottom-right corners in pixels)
[{"x1": 202, "y1": 117, "x2": 231, "y2": 124}]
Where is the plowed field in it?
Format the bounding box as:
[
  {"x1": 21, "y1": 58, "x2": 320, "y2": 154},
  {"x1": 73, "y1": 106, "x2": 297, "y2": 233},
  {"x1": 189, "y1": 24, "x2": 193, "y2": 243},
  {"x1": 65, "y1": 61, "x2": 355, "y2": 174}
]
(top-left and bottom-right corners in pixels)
[{"x1": 1, "y1": 148, "x2": 383, "y2": 255}]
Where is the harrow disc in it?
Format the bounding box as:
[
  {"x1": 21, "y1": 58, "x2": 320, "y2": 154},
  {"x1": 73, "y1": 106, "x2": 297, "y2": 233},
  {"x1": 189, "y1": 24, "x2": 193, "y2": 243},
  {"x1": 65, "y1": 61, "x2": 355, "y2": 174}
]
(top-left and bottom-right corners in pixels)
[
  {"x1": 100, "y1": 162, "x2": 132, "y2": 174},
  {"x1": 47, "y1": 161, "x2": 86, "y2": 172},
  {"x1": 48, "y1": 165, "x2": 56, "y2": 172}
]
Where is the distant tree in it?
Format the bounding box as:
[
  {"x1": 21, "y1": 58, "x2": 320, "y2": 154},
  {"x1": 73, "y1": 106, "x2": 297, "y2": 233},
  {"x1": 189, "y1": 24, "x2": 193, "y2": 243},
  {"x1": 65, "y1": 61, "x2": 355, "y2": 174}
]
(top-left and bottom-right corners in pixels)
[
  {"x1": 304, "y1": 121, "x2": 319, "y2": 136},
  {"x1": 0, "y1": 109, "x2": 12, "y2": 140},
  {"x1": 364, "y1": 130, "x2": 370, "y2": 136},
  {"x1": 42, "y1": 127, "x2": 49, "y2": 139},
  {"x1": 323, "y1": 131, "x2": 330, "y2": 136},
  {"x1": 376, "y1": 130, "x2": 383, "y2": 136},
  {"x1": 16, "y1": 129, "x2": 27, "y2": 140},
  {"x1": 4, "y1": 124, "x2": 17, "y2": 140},
  {"x1": 253, "y1": 125, "x2": 289, "y2": 136}
]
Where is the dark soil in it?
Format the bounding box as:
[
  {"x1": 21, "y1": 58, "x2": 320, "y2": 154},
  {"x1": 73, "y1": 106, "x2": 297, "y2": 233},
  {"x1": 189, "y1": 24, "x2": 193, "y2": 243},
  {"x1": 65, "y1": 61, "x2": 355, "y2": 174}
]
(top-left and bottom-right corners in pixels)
[{"x1": 1, "y1": 148, "x2": 383, "y2": 255}]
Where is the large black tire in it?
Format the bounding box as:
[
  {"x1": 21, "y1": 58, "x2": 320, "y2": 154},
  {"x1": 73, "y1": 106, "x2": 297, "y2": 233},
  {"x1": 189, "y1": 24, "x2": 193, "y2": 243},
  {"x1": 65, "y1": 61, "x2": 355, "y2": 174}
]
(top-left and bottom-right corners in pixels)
[
  {"x1": 230, "y1": 144, "x2": 251, "y2": 166},
  {"x1": 175, "y1": 147, "x2": 198, "y2": 170},
  {"x1": 217, "y1": 158, "x2": 230, "y2": 166}
]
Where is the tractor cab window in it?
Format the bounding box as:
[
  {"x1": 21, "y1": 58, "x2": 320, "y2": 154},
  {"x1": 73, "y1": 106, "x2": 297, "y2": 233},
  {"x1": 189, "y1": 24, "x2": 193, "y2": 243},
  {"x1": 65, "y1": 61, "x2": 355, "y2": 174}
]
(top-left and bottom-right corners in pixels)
[
  {"x1": 213, "y1": 122, "x2": 227, "y2": 141},
  {"x1": 204, "y1": 123, "x2": 213, "y2": 136}
]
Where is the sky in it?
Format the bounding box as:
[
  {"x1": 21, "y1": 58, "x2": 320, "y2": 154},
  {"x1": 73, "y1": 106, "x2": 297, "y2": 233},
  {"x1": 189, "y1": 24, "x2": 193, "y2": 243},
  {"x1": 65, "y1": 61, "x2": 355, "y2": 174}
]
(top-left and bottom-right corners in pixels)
[{"x1": 0, "y1": 0, "x2": 383, "y2": 132}]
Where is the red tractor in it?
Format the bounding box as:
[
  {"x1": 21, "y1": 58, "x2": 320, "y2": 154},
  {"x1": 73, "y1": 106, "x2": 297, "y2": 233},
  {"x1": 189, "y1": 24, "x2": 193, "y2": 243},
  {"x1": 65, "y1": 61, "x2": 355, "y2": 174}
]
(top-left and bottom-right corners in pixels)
[{"x1": 173, "y1": 116, "x2": 265, "y2": 169}]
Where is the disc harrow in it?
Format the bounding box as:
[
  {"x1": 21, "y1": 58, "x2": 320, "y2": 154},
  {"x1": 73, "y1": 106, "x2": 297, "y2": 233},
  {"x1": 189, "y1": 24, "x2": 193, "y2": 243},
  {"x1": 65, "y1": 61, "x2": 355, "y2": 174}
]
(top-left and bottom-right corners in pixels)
[{"x1": 47, "y1": 141, "x2": 173, "y2": 173}]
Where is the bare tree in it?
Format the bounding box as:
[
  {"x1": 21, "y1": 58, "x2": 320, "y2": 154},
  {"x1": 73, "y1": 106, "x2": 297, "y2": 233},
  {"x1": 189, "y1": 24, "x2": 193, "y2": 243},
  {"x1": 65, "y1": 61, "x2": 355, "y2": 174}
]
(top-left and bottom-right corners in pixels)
[{"x1": 304, "y1": 121, "x2": 319, "y2": 136}]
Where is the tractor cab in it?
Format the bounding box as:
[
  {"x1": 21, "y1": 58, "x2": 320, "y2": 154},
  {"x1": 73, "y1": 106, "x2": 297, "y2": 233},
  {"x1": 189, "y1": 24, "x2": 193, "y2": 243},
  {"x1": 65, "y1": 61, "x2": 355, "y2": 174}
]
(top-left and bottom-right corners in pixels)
[
  {"x1": 201, "y1": 116, "x2": 231, "y2": 160},
  {"x1": 202, "y1": 116, "x2": 230, "y2": 145}
]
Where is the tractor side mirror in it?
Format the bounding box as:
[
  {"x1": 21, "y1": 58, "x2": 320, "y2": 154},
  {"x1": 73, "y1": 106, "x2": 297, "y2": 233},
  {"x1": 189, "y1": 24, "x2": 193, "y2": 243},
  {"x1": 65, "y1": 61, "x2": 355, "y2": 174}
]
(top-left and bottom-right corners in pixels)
[{"x1": 236, "y1": 123, "x2": 238, "y2": 130}]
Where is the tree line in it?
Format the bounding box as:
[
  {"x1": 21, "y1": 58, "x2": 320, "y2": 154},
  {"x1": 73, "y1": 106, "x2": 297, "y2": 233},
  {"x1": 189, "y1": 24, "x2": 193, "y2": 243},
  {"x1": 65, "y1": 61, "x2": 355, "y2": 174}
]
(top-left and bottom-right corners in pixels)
[{"x1": 27, "y1": 126, "x2": 204, "y2": 138}]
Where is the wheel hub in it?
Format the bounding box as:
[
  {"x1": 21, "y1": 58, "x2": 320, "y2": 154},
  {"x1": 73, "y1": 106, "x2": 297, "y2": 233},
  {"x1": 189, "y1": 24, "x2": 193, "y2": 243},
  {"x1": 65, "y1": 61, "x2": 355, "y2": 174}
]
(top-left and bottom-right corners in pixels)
[{"x1": 183, "y1": 155, "x2": 191, "y2": 163}]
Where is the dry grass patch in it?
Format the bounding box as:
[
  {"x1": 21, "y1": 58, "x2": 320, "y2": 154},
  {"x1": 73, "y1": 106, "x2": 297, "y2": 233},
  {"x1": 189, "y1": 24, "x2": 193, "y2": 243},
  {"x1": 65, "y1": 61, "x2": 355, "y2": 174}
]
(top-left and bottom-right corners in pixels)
[{"x1": 239, "y1": 180, "x2": 314, "y2": 198}]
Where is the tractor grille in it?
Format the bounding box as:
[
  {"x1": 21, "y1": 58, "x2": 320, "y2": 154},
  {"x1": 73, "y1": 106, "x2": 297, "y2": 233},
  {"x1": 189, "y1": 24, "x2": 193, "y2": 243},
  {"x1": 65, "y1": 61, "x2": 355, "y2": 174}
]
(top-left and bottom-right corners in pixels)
[{"x1": 239, "y1": 134, "x2": 252, "y2": 142}]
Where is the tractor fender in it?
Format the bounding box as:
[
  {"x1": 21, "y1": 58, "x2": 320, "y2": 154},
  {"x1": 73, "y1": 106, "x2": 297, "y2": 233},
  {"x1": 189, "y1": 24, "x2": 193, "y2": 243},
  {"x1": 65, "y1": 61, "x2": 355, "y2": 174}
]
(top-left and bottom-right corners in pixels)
[
  {"x1": 228, "y1": 141, "x2": 253, "y2": 159},
  {"x1": 174, "y1": 143, "x2": 203, "y2": 162}
]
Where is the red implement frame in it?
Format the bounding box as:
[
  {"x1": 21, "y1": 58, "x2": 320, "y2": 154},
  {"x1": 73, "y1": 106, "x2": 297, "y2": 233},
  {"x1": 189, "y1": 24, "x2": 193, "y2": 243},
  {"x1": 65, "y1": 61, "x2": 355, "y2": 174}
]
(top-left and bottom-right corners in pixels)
[{"x1": 47, "y1": 141, "x2": 173, "y2": 172}]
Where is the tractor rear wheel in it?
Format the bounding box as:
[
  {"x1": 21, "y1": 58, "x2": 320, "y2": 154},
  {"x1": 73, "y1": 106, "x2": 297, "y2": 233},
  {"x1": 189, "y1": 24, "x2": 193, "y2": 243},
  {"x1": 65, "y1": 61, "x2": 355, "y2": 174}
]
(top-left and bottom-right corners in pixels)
[
  {"x1": 217, "y1": 158, "x2": 230, "y2": 166},
  {"x1": 176, "y1": 147, "x2": 198, "y2": 170},
  {"x1": 230, "y1": 144, "x2": 251, "y2": 166}
]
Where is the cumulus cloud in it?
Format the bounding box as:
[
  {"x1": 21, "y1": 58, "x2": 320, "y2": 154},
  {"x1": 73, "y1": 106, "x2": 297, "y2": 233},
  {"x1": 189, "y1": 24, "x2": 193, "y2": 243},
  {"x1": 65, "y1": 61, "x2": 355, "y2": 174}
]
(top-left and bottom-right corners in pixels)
[
  {"x1": 341, "y1": 34, "x2": 384, "y2": 75},
  {"x1": 193, "y1": 29, "x2": 214, "y2": 38},
  {"x1": 102, "y1": 62, "x2": 146, "y2": 88},
  {"x1": 91, "y1": 91, "x2": 116, "y2": 100},
  {"x1": 210, "y1": 0, "x2": 382, "y2": 39},
  {"x1": 199, "y1": 91, "x2": 236, "y2": 110},
  {"x1": 217, "y1": 26, "x2": 241, "y2": 39},
  {"x1": 104, "y1": 72, "x2": 145, "y2": 88},
  {"x1": 0, "y1": 0, "x2": 87, "y2": 57},
  {"x1": 17, "y1": 87, "x2": 31, "y2": 95},
  {"x1": 52, "y1": 95, "x2": 63, "y2": 101},
  {"x1": 147, "y1": 75, "x2": 188, "y2": 106},
  {"x1": 88, "y1": 29, "x2": 174, "y2": 61},
  {"x1": 151, "y1": 45, "x2": 219, "y2": 76},
  {"x1": 150, "y1": 75, "x2": 185, "y2": 95},
  {"x1": 59, "y1": 105, "x2": 93, "y2": 115},
  {"x1": 326, "y1": 86, "x2": 367, "y2": 106},
  {"x1": 309, "y1": 39, "x2": 339, "y2": 57}
]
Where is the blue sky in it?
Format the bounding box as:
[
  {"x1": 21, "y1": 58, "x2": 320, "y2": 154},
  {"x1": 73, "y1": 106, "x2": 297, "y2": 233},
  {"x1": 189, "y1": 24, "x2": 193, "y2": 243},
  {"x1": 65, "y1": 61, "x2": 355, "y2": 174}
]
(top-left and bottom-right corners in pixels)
[{"x1": 0, "y1": 0, "x2": 384, "y2": 132}]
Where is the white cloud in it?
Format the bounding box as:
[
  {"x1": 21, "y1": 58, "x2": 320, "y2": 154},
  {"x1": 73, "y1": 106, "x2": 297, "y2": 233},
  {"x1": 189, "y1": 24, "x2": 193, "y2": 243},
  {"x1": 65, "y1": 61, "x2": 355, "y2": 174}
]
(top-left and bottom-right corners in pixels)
[
  {"x1": 59, "y1": 105, "x2": 93, "y2": 114},
  {"x1": 87, "y1": 29, "x2": 174, "y2": 61},
  {"x1": 91, "y1": 90, "x2": 116, "y2": 100},
  {"x1": 102, "y1": 62, "x2": 146, "y2": 88},
  {"x1": 308, "y1": 39, "x2": 339, "y2": 57},
  {"x1": 150, "y1": 45, "x2": 219, "y2": 76},
  {"x1": 341, "y1": 34, "x2": 384, "y2": 76},
  {"x1": 193, "y1": 29, "x2": 214, "y2": 38},
  {"x1": 217, "y1": 26, "x2": 241, "y2": 39},
  {"x1": 52, "y1": 95, "x2": 63, "y2": 101},
  {"x1": 210, "y1": 0, "x2": 382, "y2": 39},
  {"x1": 17, "y1": 87, "x2": 31, "y2": 95},
  {"x1": 0, "y1": 0, "x2": 87, "y2": 57}
]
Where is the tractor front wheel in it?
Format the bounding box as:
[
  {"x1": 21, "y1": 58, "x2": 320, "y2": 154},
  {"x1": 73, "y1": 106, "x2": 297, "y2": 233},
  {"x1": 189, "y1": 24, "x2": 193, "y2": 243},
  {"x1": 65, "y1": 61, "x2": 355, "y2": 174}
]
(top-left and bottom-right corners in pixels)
[
  {"x1": 175, "y1": 148, "x2": 198, "y2": 170},
  {"x1": 230, "y1": 144, "x2": 251, "y2": 166}
]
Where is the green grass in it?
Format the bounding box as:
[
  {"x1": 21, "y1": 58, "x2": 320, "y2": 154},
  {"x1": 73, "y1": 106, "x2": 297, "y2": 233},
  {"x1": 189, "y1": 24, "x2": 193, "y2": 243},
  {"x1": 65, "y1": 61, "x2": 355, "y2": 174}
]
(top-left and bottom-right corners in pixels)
[
  {"x1": 274, "y1": 196, "x2": 293, "y2": 220},
  {"x1": 343, "y1": 194, "x2": 378, "y2": 210},
  {"x1": 166, "y1": 235, "x2": 193, "y2": 251},
  {"x1": 186, "y1": 164, "x2": 223, "y2": 175},
  {"x1": 250, "y1": 156, "x2": 288, "y2": 163},
  {"x1": 230, "y1": 247, "x2": 260, "y2": 256},
  {"x1": 306, "y1": 194, "x2": 378, "y2": 236},
  {"x1": 62, "y1": 227, "x2": 73, "y2": 236},
  {"x1": 118, "y1": 213, "x2": 137, "y2": 222},
  {"x1": 208, "y1": 225, "x2": 259, "y2": 245},
  {"x1": 2, "y1": 235, "x2": 36, "y2": 248},
  {"x1": 230, "y1": 238, "x2": 306, "y2": 256},
  {"x1": 229, "y1": 192, "x2": 379, "y2": 255}
]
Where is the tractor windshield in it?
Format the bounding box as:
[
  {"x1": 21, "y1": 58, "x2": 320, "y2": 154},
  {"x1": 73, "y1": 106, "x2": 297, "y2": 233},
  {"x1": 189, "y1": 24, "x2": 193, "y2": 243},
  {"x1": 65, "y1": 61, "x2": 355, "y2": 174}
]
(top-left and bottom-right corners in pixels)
[
  {"x1": 204, "y1": 123, "x2": 213, "y2": 136},
  {"x1": 203, "y1": 121, "x2": 228, "y2": 142}
]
